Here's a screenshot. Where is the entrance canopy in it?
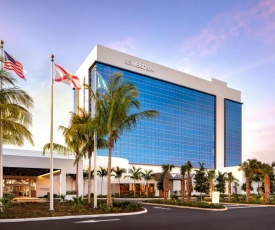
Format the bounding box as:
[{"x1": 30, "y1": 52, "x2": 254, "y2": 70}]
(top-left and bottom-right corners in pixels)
[{"x1": 3, "y1": 167, "x2": 59, "y2": 177}]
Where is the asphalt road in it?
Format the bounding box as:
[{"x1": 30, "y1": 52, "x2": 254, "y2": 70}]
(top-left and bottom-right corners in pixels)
[{"x1": 1, "y1": 204, "x2": 275, "y2": 230}]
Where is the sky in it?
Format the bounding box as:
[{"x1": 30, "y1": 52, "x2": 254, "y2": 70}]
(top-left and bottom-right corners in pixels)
[{"x1": 1, "y1": 0, "x2": 275, "y2": 164}]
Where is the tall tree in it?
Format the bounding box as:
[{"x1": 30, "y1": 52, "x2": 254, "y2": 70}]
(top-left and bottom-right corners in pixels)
[
  {"x1": 43, "y1": 140, "x2": 83, "y2": 198},
  {"x1": 161, "y1": 164, "x2": 175, "y2": 200},
  {"x1": 97, "y1": 166, "x2": 108, "y2": 195},
  {"x1": 207, "y1": 170, "x2": 216, "y2": 200},
  {"x1": 238, "y1": 159, "x2": 259, "y2": 202},
  {"x1": 253, "y1": 173, "x2": 264, "y2": 197},
  {"x1": 83, "y1": 169, "x2": 94, "y2": 197},
  {"x1": 215, "y1": 171, "x2": 227, "y2": 194},
  {"x1": 43, "y1": 112, "x2": 85, "y2": 198},
  {"x1": 68, "y1": 108, "x2": 107, "y2": 204},
  {"x1": 258, "y1": 162, "x2": 275, "y2": 204},
  {"x1": 112, "y1": 166, "x2": 126, "y2": 197},
  {"x1": 142, "y1": 169, "x2": 154, "y2": 197},
  {"x1": 180, "y1": 165, "x2": 187, "y2": 201},
  {"x1": 193, "y1": 162, "x2": 208, "y2": 201},
  {"x1": 185, "y1": 161, "x2": 193, "y2": 202},
  {"x1": 0, "y1": 69, "x2": 34, "y2": 146},
  {"x1": 226, "y1": 172, "x2": 238, "y2": 202},
  {"x1": 88, "y1": 73, "x2": 159, "y2": 207},
  {"x1": 125, "y1": 166, "x2": 143, "y2": 197}
]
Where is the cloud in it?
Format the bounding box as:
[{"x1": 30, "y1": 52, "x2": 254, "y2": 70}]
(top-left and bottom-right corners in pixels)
[
  {"x1": 220, "y1": 53, "x2": 275, "y2": 79},
  {"x1": 107, "y1": 38, "x2": 138, "y2": 54},
  {"x1": 181, "y1": 0, "x2": 275, "y2": 57}
]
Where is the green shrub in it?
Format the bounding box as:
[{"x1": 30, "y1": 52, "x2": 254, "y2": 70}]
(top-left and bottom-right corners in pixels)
[
  {"x1": 143, "y1": 199, "x2": 225, "y2": 209},
  {"x1": 66, "y1": 190, "x2": 76, "y2": 195},
  {"x1": 60, "y1": 194, "x2": 66, "y2": 202},
  {"x1": 113, "y1": 201, "x2": 131, "y2": 208},
  {"x1": 126, "y1": 202, "x2": 142, "y2": 211},
  {"x1": 72, "y1": 196, "x2": 84, "y2": 207},
  {"x1": 170, "y1": 194, "x2": 179, "y2": 201}
]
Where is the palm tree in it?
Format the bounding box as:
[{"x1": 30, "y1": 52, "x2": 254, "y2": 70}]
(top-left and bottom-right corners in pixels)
[
  {"x1": 68, "y1": 108, "x2": 107, "y2": 204},
  {"x1": 43, "y1": 113, "x2": 84, "y2": 198},
  {"x1": 83, "y1": 169, "x2": 94, "y2": 197},
  {"x1": 88, "y1": 73, "x2": 159, "y2": 206},
  {"x1": 161, "y1": 164, "x2": 175, "y2": 200},
  {"x1": 226, "y1": 172, "x2": 238, "y2": 202},
  {"x1": 253, "y1": 173, "x2": 264, "y2": 197},
  {"x1": 142, "y1": 169, "x2": 154, "y2": 197},
  {"x1": 185, "y1": 161, "x2": 193, "y2": 202},
  {"x1": 97, "y1": 166, "x2": 108, "y2": 195},
  {"x1": 215, "y1": 171, "x2": 227, "y2": 194},
  {"x1": 0, "y1": 69, "x2": 34, "y2": 146},
  {"x1": 112, "y1": 166, "x2": 126, "y2": 197},
  {"x1": 207, "y1": 170, "x2": 215, "y2": 200},
  {"x1": 258, "y1": 162, "x2": 275, "y2": 204},
  {"x1": 180, "y1": 165, "x2": 187, "y2": 201},
  {"x1": 0, "y1": 68, "x2": 34, "y2": 198},
  {"x1": 125, "y1": 166, "x2": 143, "y2": 197},
  {"x1": 238, "y1": 159, "x2": 259, "y2": 202}
]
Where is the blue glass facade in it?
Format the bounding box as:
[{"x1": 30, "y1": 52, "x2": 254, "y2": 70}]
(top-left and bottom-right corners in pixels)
[
  {"x1": 225, "y1": 99, "x2": 242, "y2": 167},
  {"x1": 90, "y1": 63, "x2": 216, "y2": 168}
]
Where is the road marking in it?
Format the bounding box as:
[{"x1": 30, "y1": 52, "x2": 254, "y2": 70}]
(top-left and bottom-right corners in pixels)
[
  {"x1": 154, "y1": 207, "x2": 170, "y2": 210},
  {"x1": 75, "y1": 218, "x2": 120, "y2": 223}
]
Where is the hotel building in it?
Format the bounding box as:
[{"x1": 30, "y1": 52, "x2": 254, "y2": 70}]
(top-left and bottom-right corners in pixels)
[
  {"x1": 76, "y1": 44, "x2": 242, "y2": 169},
  {"x1": 2, "y1": 45, "x2": 243, "y2": 198}
]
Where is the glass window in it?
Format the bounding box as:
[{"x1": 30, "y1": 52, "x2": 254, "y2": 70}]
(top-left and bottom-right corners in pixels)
[
  {"x1": 92, "y1": 63, "x2": 216, "y2": 168},
  {"x1": 225, "y1": 99, "x2": 242, "y2": 167}
]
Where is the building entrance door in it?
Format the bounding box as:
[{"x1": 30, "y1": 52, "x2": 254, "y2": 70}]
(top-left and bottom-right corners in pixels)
[{"x1": 3, "y1": 178, "x2": 37, "y2": 197}]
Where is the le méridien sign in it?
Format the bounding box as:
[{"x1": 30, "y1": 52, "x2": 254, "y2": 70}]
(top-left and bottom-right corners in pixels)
[{"x1": 125, "y1": 59, "x2": 154, "y2": 72}]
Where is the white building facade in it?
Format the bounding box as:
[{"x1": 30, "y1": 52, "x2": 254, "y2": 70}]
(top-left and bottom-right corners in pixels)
[{"x1": 2, "y1": 45, "x2": 245, "y2": 198}]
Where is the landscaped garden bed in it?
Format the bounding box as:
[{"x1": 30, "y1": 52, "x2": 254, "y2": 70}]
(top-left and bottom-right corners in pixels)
[{"x1": 0, "y1": 199, "x2": 143, "y2": 219}]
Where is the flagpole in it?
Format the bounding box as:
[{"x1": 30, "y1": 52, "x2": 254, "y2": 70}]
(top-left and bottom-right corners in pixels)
[
  {"x1": 93, "y1": 65, "x2": 98, "y2": 208},
  {"x1": 0, "y1": 40, "x2": 4, "y2": 199},
  {"x1": 50, "y1": 54, "x2": 54, "y2": 211}
]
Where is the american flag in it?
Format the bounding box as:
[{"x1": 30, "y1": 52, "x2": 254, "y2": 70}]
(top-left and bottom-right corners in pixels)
[{"x1": 4, "y1": 51, "x2": 25, "y2": 80}]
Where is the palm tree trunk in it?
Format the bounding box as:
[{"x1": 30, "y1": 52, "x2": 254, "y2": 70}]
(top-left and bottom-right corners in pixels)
[
  {"x1": 264, "y1": 175, "x2": 270, "y2": 204},
  {"x1": 187, "y1": 174, "x2": 192, "y2": 202},
  {"x1": 181, "y1": 179, "x2": 185, "y2": 201},
  {"x1": 107, "y1": 144, "x2": 113, "y2": 207},
  {"x1": 76, "y1": 162, "x2": 79, "y2": 198},
  {"x1": 118, "y1": 178, "x2": 120, "y2": 197},
  {"x1": 83, "y1": 179, "x2": 85, "y2": 196},
  {"x1": 146, "y1": 182, "x2": 148, "y2": 197},
  {"x1": 134, "y1": 181, "x2": 136, "y2": 197},
  {"x1": 101, "y1": 177, "x2": 103, "y2": 194},
  {"x1": 209, "y1": 181, "x2": 213, "y2": 200},
  {"x1": 164, "y1": 174, "x2": 170, "y2": 200},
  {"x1": 228, "y1": 181, "x2": 232, "y2": 202},
  {"x1": 246, "y1": 178, "x2": 250, "y2": 203},
  {"x1": 88, "y1": 151, "x2": 92, "y2": 204}
]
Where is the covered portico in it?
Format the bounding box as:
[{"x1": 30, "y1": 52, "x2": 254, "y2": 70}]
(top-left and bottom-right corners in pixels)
[{"x1": 2, "y1": 148, "x2": 83, "y2": 198}]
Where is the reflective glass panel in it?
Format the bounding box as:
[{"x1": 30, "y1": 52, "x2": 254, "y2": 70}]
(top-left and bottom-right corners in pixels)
[
  {"x1": 225, "y1": 99, "x2": 242, "y2": 167},
  {"x1": 91, "y1": 63, "x2": 216, "y2": 168}
]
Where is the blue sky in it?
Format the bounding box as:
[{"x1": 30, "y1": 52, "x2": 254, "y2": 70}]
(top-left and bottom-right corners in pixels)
[{"x1": 1, "y1": 0, "x2": 275, "y2": 163}]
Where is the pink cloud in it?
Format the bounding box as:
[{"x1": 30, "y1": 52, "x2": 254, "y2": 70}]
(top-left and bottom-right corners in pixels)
[{"x1": 181, "y1": 0, "x2": 275, "y2": 57}]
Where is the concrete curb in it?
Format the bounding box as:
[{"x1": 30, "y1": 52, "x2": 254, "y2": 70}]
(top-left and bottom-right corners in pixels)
[
  {"x1": 221, "y1": 202, "x2": 275, "y2": 207},
  {"x1": 0, "y1": 208, "x2": 147, "y2": 223},
  {"x1": 142, "y1": 202, "x2": 228, "y2": 212}
]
